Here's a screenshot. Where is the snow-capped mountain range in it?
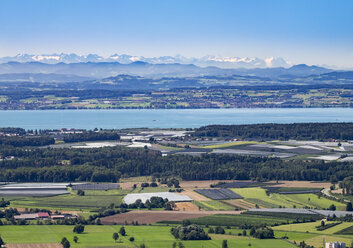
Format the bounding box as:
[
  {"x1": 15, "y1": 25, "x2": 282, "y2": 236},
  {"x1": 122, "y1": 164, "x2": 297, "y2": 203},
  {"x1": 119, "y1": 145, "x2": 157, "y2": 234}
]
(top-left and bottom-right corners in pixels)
[{"x1": 0, "y1": 53, "x2": 291, "y2": 69}]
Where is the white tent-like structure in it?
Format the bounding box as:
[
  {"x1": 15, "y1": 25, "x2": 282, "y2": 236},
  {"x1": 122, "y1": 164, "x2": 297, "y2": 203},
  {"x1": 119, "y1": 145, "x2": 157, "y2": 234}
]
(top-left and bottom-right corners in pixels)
[{"x1": 124, "y1": 192, "x2": 192, "y2": 205}]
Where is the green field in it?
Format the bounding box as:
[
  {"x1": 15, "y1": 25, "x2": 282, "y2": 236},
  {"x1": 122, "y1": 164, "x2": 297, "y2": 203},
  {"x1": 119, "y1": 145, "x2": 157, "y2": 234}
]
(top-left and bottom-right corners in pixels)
[
  {"x1": 203, "y1": 141, "x2": 260, "y2": 149},
  {"x1": 177, "y1": 214, "x2": 290, "y2": 227},
  {"x1": 4, "y1": 187, "x2": 170, "y2": 211},
  {"x1": 335, "y1": 225, "x2": 353, "y2": 235},
  {"x1": 231, "y1": 187, "x2": 346, "y2": 210},
  {"x1": 0, "y1": 225, "x2": 296, "y2": 248},
  {"x1": 272, "y1": 221, "x2": 353, "y2": 247},
  {"x1": 272, "y1": 221, "x2": 353, "y2": 235}
]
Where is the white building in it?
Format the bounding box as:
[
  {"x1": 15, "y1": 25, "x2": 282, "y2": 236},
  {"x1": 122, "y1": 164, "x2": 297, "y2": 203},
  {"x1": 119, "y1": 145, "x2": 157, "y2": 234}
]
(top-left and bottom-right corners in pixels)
[{"x1": 326, "y1": 242, "x2": 346, "y2": 248}]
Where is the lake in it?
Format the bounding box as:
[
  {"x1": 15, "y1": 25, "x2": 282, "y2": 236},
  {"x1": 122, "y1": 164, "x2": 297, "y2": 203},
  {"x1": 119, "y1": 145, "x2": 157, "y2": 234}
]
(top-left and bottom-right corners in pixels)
[{"x1": 0, "y1": 108, "x2": 352, "y2": 129}]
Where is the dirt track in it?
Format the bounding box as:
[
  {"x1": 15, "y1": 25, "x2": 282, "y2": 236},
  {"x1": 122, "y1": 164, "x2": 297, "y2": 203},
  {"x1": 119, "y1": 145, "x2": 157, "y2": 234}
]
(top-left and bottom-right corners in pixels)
[{"x1": 100, "y1": 210, "x2": 241, "y2": 225}]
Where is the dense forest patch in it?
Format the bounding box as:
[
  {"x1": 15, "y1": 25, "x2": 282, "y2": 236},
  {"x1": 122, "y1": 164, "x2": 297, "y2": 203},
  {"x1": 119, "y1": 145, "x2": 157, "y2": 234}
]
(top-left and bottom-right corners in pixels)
[{"x1": 194, "y1": 123, "x2": 353, "y2": 140}]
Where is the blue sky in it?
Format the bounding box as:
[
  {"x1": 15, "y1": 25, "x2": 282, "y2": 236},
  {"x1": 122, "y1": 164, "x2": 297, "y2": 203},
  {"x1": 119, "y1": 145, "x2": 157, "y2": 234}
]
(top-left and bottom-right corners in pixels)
[{"x1": 0, "y1": 0, "x2": 352, "y2": 67}]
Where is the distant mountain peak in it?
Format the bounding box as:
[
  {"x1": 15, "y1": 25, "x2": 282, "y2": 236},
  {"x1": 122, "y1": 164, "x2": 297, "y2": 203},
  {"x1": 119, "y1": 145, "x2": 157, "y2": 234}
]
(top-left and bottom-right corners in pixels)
[{"x1": 0, "y1": 53, "x2": 292, "y2": 69}]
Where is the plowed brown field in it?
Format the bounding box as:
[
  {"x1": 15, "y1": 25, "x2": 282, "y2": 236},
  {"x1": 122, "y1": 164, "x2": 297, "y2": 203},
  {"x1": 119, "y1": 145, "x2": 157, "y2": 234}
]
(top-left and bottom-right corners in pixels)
[
  {"x1": 223, "y1": 199, "x2": 258, "y2": 210},
  {"x1": 268, "y1": 180, "x2": 330, "y2": 188},
  {"x1": 178, "y1": 189, "x2": 209, "y2": 201},
  {"x1": 100, "y1": 210, "x2": 210, "y2": 224},
  {"x1": 174, "y1": 202, "x2": 200, "y2": 211}
]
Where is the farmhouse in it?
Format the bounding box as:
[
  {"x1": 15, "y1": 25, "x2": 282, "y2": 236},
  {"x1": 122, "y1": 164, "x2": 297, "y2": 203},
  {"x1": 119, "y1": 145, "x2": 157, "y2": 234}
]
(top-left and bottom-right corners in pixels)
[
  {"x1": 14, "y1": 212, "x2": 50, "y2": 220},
  {"x1": 124, "y1": 192, "x2": 192, "y2": 205},
  {"x1": 14, "y1": 214, "x2": 38, "y2": 220},
  {"x1": 326, "y1": 242, "x2": 346, "y2": 248},
  {"x1": 51, "y1": 215, "x2": 65, "y2": 220},
  {"x1": 14, "y1": 212, "x2": 76, "y2": 220}
]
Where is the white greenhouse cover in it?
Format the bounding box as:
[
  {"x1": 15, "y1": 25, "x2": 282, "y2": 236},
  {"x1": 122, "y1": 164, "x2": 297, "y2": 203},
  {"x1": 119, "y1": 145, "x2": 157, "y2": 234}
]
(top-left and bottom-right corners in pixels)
[{"x1": 124, "y1": 192, "x2": 192, "y2": 204}]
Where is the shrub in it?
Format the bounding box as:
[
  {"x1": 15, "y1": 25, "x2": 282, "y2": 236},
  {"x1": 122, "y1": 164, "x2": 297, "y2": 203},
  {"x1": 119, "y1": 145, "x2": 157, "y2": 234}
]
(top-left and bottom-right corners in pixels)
[
  {"x1": 73, "y1": 224, "x2": 85, "y2": 234},
  {"x1": 113, "y1": 232, "x2": 119, "y2": 242},
  {"x1": 215, "y1": 226, "x2": 225, "y2": 234},
  {"x1": 77, "y1": 190, "x2": 85, "y2": 196},
  {"x1": 251, "y1": 227, "x2": 274, "y2": 239},
  {"x1": 119, "y1": 226, "x2": 126, "y2": 236},
  {"x1": 171, "y1": 224, "x2": 211, "y2": 240}
]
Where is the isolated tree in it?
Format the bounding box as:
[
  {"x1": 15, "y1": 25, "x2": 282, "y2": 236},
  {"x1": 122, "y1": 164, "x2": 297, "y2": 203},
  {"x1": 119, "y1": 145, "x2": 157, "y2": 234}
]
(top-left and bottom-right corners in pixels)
[
  {"x1": 346, "y1": 202, "x2": 353, "y2": 211},
  {"x1": 178, "y1": 242, "x2": 185, "y2": 248},
  {"x1": 77, "y1": 189, "x2": 85, "y2": 196},
  {"x1": 140, "y1": 244, "x2": 146, "y2": 248},
  {"x1": 215, "y1": 226, "x2": 225, "y2": 234},
  {"x1": 172, "y1": 242, "x2": 177, "y2": 248},
  {"x1": 222, "y1": 240, "x2": 228, "y2": 248},
  {"x1": 113, "y1": 232, "x2": 119, "y2": 242},
  {"x1": 61, "y1": 237, "x2": 68, "y2": 245},
  {"x1": 0, "y1": 235, "x2": 5, "y2": 247},
  {"x1": 63, "y1": 241, "x2": 70, "y2": 248},
  {"x1": 119, "y1": 226, "x2": 126, "y2": 236},
  {"x1": 73, "y1": 236, "x2": 78, "y2": 243},
  {"x1": 328, "y1": 204, "x2": 336, "y2": 211},
  {"x1": 61, "y1": 237, "x2": 70, "y2": 248},
  {"x1": 73, "y1": 224, "x2": 85, "y2": 234}
]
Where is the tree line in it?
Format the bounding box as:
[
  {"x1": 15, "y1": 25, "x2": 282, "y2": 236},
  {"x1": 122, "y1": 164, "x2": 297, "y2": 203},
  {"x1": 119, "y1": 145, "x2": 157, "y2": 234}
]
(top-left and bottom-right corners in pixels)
[
  {"x1": 0, "y1": 136, "x2": 54, "y2": 147},
  {"x1": 63, "y1": 131, "x2": 120, "y2": 143},
  {"x1": 193, "y1": 123, "x2": 353, "y2": 140},
  {"x1": 1, "y1": 146, "x2": 353, "y2": 182}
]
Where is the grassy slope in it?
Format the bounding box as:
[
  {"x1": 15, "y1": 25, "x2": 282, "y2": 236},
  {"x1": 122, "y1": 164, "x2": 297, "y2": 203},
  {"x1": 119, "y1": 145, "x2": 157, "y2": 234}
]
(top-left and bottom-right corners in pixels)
[
  {"x1": 231, "y1": 187, "x2": 345, "y2": 210},
  {"x1": 194, "y1": 200, "x2": 235, "y2": 211},
  {"x1": 273, "y1": 221, "x2": 353, "y2": 247},
  {"x1": 0, "y1": 225, "x2": 296, "y2": 248},
  {"x1": 272, "y1": 221, "x2": 353, "y2": 235},
  {"x1": 202, "y1": 141, "x2": 259, "y2": 149},
  {"x1": 5, "y1": 187, "x2": 170, "y2": 211},
  {"x1": 187, "y1": 214, "x2": 289, "y2": 227}
]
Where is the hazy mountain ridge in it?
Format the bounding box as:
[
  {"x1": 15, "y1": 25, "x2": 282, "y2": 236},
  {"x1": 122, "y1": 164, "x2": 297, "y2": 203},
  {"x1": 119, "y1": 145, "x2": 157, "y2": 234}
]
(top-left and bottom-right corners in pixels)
[
  {"x1": 0, "y1": 53, "x2": 291, "y2": 69},
  {"x1": 0, "y1": 70, "x2": 352, "y2": 91},
  {"x1": 0, "y1": 61, "x2": 333, "y2": 80},
  {"x1": 0, "y1": 73, "x2": 93, "y2": 83}
]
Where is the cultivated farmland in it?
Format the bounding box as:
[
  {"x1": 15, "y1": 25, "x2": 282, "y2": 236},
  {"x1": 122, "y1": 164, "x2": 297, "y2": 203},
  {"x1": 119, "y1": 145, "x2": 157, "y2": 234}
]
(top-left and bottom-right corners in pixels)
[
  {"x1": 231, "y1": 187, "x2": 346, "y2": 210},
  {"x1": 195, "y1": 188, "x2": 243, "y2": 200},
  {"x1": 100, "y1": 210, "x2": 211, "y2": 225}
]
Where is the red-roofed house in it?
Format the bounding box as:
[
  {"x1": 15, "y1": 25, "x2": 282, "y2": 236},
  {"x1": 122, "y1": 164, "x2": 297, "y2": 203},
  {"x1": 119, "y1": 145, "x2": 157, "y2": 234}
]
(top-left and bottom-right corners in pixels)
[{"x1": 37, "y1": 212, "x2": 50, "y2": 219}]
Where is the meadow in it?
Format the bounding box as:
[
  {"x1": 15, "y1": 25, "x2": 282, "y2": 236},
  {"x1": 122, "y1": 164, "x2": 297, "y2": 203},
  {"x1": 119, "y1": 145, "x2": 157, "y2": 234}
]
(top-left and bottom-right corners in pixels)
[
  {"x1": 0, "y1": 225, "x2": 297, "y2": 248},
  {"x1": 169, "y1": 214, "x2": 291, "y2": 227},
  {"x1": 193, "y1": 200, "x2": 235, "y2": 211},
  {"x1": 230, "y1": 187, "x2": 346, "y2": 210},
  {"x1": 272, "y1": 221, "x2": 353, "y2": 247},
  {"x1": 3, "y1": 187, "x2": 170, "y2": 211}
]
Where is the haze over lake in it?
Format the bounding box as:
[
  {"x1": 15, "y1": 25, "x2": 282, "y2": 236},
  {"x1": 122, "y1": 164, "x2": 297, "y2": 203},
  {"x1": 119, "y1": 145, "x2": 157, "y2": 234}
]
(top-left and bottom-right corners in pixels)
[{"x1": 0, "y1": 108, "x2": 352, "y2": 129}]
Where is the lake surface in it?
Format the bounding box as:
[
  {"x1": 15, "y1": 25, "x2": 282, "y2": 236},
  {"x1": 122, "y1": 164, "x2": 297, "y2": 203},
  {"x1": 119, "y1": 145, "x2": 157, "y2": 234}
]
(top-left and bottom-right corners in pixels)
[{"x1": 0, "y1": 108, "x2": 352, "y2": 129}]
